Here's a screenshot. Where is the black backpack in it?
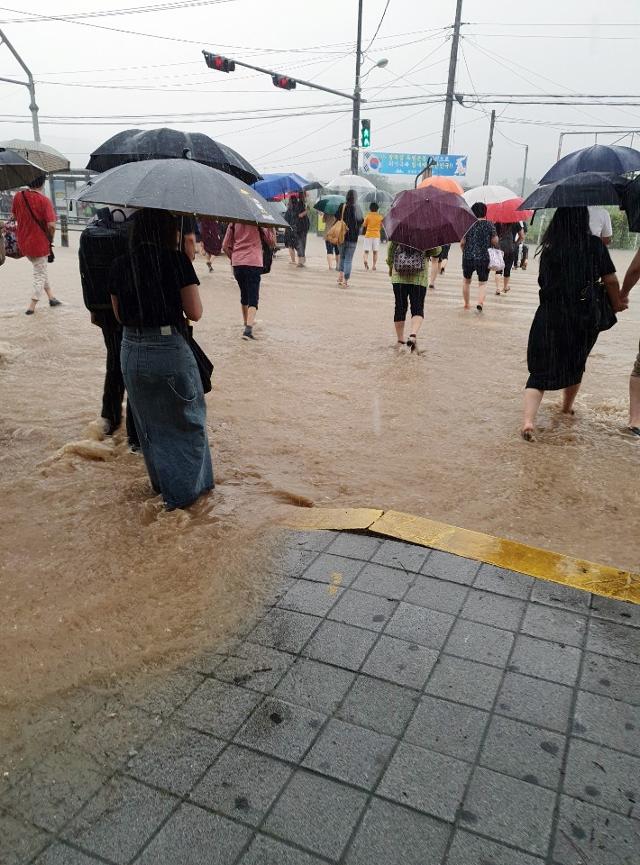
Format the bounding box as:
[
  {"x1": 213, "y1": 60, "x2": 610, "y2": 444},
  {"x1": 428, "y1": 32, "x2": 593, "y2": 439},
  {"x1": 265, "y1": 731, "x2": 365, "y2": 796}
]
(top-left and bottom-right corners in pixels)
[{"x1": 79, "y1": 208, "x2": 133, "y2": 311}]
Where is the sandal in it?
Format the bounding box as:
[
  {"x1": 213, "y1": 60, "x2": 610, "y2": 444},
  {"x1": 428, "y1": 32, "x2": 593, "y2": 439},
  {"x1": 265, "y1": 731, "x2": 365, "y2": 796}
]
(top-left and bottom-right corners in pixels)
[
  {"x1": 521, "y1": 428, "x2": 535, "y2": 442},
  {"x1": 406, "y1": 334, "x2": 417, "y2": 352},
  {"x1": 628, "y1": 426, "x2": 640, "y2": 438}
]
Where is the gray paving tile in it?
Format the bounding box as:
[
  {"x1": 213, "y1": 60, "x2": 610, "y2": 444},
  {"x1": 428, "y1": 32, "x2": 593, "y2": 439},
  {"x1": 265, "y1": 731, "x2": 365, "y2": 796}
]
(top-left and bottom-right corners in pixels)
[
  {"x1": 1, "y1": 812, "x2": 48, "y2": 865},
  {"x1": 425, "y1": 655, "x2": 503, "y2": 711},
  {"x1": 580, "y1": 651, "x2": 640, "y2": 705},
  {"x1": 552, "y1": 794, "x2": 640, "y2": 865},
  {"x1": 4, "y1": 747, "x2": 108, "y2": 833},
  {"x1": 461, "y1": 590, "x2": 525, "y2": 631},
  {"x1": 480, "y1": 715, "x2": 565, "y2": 789},
  {"x1": 445, "y1": 619, "x2": 514, "y2": 667},
  {"x1": 530, "y1": 580, "x2": 590, "y2": 612},
  {"x1": 123, "y1": 668, "x2": 204, "y2": 716},
  {"x1": 277, "y1": 578, "x2": 343, "y2": 617},
  {"x1": 279, "y1": 546, "x2": 318, "y2": 578},
  {"x1": 351, "y1": 562, "x2": 415, "y2": 600},
  {"x1": 337, "y1": 674, "x2": 418, "y2": 737},
  {"x1": 302, "y1": 718, "x2": 395, "y2": 789},
  {"x1": 446, "y1": 831, "x2": 544, "y2": 865},
  {"x1": 371, "y1": 539, "x2": 429, "y2": 572},
  {"x1": 327, "y1": 588, "x2": 397, "y2": 631},
  {"x1": 290, "y1": 529, "x2": 337, "y2": 553},
  {"x1": 301, "y1": 552, "x2": 366, "y2": 586},
  {"x1": 509, "y1": 635, "x2": 581, "y2": 686},
  {"x1": 62, "y1": 776, "x2": 176, "y2": 864},
  {"x1": 404, "y1": 574, "x2": 469, "y2": 614},
  {"x1": 587, "y1": 617, "x2": 640, "y2": 661},
  {"x1": 590, "y1": 594, "x2": 640, "y2": 627},
  {"x1": 72, "y1": 703, "x2": 160, "y2": 770},
  {"x1": 460, "y1": 767, "x2": 555, "y2": 856},
  {"x1": 126, "y1": 723, "x2": 225, "y2": 796},
  {"x1": 33, "y1": 845, "x2": 102, "y2": 865},
  {"x1": 385, "y1": 602, "x2": 455, "y2": 650},
  {"x1": 190, "y1": 744, "x2": 292, "y2": 827},
  {"x1": 135, "y1": 802, "x2": 251, "y2": 865},
  {"x1": 326, "y1": 532, "x2": 381, "y2": 560},
  {"x1": 521, "y1": 604, "x2": 587, "y2": 648},
  {"x1": 497, "y1": 672, "x2": 573, "y2": 732},
  {"x1": 176, "y1": 679, "x2": 261, "y2": 739},
  {"x1": 572, "y1": 689, "x2": 640, "y2": 755},
  {"x1": 404, "y1": 695, "x2": 488, "y2": 762},
  {"x1": 378, "y1": 741, "x2": 471, "y2": 822},
  {"x1": 304, "y1": 620, "x2": 378, "y2": 671},
  {"x1": 264, "y1": 769, "x2": 367, "y2": 861},
  {"x1": 564, "y1": 737, "x2": 639, "y2": 816},
  {"x1": 344, "y1": 797, "x2": 451, "y2": 865},
  {"x1": 248, "y1": 608, "x2": 321, "y2": 654},
  {"x1": 213, "y1": 643, "x2": 295, "y2": 692},
  {"x1": 473, "y1": 565, "x2": 534, "y2": 600},
  {"x1": 240, "y1": 834, "x2": 326, "y2": 865},
  {"x1": 421, "y1": 550, "x2": 479, "y2": 585},
  {"x1": 234, "y1": 697, "x2": 323, "y2": 762},
  {"x1": 362, "y1": 635, "x2": 438, "y2": 688},
  {"x1": 274, "y1": 657, "x2": 355, "y2": 714}
]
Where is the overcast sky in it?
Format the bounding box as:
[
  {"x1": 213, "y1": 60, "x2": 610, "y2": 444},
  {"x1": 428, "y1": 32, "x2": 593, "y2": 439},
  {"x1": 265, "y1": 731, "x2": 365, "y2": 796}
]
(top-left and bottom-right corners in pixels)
[{"x1": 1, "y1": 0, "x2": 639, "y2": 187}]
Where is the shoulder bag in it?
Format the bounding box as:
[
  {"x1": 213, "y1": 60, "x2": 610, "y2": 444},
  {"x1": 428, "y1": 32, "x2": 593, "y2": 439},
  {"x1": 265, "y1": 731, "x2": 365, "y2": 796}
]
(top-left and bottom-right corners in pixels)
[{"x1": 21, "y1": 191, "x2": 55, "y2": 263}]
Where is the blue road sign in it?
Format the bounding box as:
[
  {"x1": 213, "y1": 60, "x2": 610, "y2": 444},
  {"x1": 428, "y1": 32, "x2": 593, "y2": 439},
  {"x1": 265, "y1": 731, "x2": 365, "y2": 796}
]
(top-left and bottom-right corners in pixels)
[{"x1": 362, "y1": 151, "x2": 467, "y2": 177}]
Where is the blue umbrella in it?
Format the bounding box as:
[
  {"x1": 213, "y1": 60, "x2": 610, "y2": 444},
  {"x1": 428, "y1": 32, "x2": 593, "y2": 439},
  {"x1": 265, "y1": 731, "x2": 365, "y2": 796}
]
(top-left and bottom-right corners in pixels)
[
  {"x1": 540, "y1": 144, "x2": 640, "y2": 184},
  {"x1": 253, "y1": 172, "x2": 312, "y2": 200},
  {"x1": 519, "y1": 172, "x2": 628, "y2": 211}
]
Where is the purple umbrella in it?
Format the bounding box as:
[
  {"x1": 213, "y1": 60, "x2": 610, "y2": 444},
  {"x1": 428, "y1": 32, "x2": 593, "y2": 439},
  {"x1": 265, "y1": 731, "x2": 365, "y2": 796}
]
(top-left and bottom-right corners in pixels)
[{"x1": 383, "y1": 187, "x2": 476, "y2": 251}]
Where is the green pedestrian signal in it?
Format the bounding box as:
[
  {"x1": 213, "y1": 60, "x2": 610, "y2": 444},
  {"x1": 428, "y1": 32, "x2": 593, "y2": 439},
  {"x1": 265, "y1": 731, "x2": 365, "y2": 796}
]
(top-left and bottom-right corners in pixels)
[{"x1": 361, "y1": 119, "x2": 371, "y2": 148}]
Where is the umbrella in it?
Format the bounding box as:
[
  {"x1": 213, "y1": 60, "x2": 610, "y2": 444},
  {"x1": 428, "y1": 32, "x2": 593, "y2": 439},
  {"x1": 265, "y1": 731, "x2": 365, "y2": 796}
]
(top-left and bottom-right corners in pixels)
[
  {"x1": 86, "y1": 128, "x2": 261, "y2": 185},
  {"x1": 75, "y1": 159, "x2": 287, "y2": 228},
  {"x1": 253, "y1": 172, "x2": 311, "y2": 200},
  {"x1": 0, "y1": 139, "x2": 69, "y2": 173},
  {"x1": 383, "y1": 187, "x2": 477, "y2": 251},
  {"x1": 360, "y1": 188, "x2": 394, "y2": 206},
  {"x1": 486, "y1": 198, "x2": 534, "y2": 224},
  {"x1": 417, "y1": 176, "x2": 464, "y2": 195},
  {"x1": 314, "y1": 194, "x2": 345, "y2": 215},
  {"x1": 539, "y1": 144, "x2": 640, "y2": 184},
  {"x1": 519, "y1": 172, "x2": 627, "y2": 211},
  {"x1": 463, "y1": 184, "x2": 517, "y2": 205},
  {"x1": 0, "y1": 148, "x2": 44, "y2": 191},
  {"x1": 326, "y1": 173, "x2": 375, "y2": 194},
  {"x1": 618, "y1": 174, "x2": 640, "y2": 231}
]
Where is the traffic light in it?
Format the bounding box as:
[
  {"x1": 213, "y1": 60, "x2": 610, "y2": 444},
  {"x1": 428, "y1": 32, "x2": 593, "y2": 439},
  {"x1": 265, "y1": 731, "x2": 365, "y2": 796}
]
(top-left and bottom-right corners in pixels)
[
  {"x1": 361, "y1": 119, "x2": 371, "y2": 148},
  {"x1": 203, "y1": 51, "x2": 235, "y2": 73},
  {"x1": 272, "y1": 74, "x2": 296, "y2": 90}
]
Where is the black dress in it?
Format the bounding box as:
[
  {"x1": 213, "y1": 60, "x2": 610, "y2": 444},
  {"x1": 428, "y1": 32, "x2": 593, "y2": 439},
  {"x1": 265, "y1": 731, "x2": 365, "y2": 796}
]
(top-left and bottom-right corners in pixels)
[{"x1": 526, "y1": 236, "x2": 615, "y2": 391}]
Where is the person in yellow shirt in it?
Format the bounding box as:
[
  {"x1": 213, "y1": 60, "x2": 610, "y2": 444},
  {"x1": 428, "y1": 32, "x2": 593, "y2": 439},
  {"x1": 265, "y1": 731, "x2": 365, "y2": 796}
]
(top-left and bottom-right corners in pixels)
[{"x1": 362, "y1": 203, "x2": 384, "y2": 271}]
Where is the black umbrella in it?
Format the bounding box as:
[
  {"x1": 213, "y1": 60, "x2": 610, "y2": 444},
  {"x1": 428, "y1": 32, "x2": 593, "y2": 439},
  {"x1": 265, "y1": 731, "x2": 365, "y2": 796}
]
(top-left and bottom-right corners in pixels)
[
  {"x1": 0, "y1": 147, "x2": 44, "y2": 191},
  {"x1": 540, "y1": 144, "x2": 640, "y2": 184},
  {"x1": 75, "y1": 158, "x2": 287, "y2": 227},
  {"x1": 87, "y1": 128, "x2": 261, "y2": 185},
  {"x1": 519, "y1": 172, "x2": 628, "y2": 211},
  {"x1": 619, "y1": 174, "x2": 640, "y2": 232}
]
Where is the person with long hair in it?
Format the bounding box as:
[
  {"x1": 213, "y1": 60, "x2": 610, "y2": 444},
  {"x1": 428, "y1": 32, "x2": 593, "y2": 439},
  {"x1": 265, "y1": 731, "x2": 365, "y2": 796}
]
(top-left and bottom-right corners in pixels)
[
  {"x1": 284, "y1": 193, "x2": 309, "y2": 267},
  {"x1": 494, "y1": 222, "x2": 525, "y2": 295},
  {"x1": 521, "y1": 206, "x2": 625, "y2": 441},
  {"x1": 337, "y1": 189, "x2": 363, "y2": 288},
  {"x1": 109, "y1": 208, "x2": 214, "y2": 509}
]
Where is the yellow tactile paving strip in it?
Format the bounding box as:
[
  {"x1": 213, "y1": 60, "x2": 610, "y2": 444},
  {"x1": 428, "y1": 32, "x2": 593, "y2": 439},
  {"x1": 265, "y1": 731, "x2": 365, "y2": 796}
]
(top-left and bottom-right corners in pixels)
[{"x1": 289, "y1": 508, "x2": 640, "y2": 605}]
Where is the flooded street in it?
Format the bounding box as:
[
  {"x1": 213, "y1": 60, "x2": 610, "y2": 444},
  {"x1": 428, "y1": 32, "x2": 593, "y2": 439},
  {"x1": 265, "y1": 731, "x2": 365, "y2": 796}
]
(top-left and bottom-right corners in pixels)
[{"x1": 1, "y1": 232, "x2": 639, "y2": 720}]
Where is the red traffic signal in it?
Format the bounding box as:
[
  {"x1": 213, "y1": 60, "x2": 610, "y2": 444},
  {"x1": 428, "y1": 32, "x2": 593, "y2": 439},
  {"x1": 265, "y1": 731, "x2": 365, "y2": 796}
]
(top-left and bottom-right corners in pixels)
[
  {"x1": 272, "y1": 74, "x2": 296, "y2": 90},
  {"x1": 203, "y1": 51, "x2": 235, "y2": 73}
]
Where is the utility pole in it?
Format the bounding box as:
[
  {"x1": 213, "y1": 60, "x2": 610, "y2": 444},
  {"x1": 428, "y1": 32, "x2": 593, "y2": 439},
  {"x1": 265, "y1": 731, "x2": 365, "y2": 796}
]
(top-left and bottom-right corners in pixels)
[
  {"x1": 350, "y1": 0, "x2": 364, "y2": 174},
  {"x1": 440, "y1": 0, "x2": 463, "y2": 155},
  {"x1": 521, "y1": 144, "x2": 529, "y2": 197},
  {"x1": 0, "y1": 29, "x2": 40, "y2": 141},
  {"x1": 483, "y1": 109, "x2": 496, "y2": 185}
]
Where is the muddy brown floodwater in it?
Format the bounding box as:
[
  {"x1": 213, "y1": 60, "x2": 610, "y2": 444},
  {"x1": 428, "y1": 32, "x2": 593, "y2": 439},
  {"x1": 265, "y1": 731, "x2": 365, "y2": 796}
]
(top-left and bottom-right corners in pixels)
[{"x1": 1, "y1": 232, "x2": 638, "y2": 738}]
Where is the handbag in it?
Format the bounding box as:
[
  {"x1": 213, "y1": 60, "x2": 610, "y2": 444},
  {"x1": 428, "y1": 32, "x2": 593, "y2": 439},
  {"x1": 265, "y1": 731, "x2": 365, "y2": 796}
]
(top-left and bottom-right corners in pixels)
[
  {"x1": 20, "y1": 191, "x2": 55, "y2": 263},
  {"x1": 326, "y1": 205, "x2": 348, "y2": 246},
  {"x1": 0, "y1": 230, "x2": 5, "y2": 267},
  {"x1": 260, "y1": 228, "x2": 273, "y2": 275},
  {"x1": 578, "y1": 250, "x2": 618, "y2": 333},
  {"x1": 488, "y1": 247, "x2": 505, "y2": 271},
  {"x1": 2, "y1": 217, "x2": 22, "y2": 259}
]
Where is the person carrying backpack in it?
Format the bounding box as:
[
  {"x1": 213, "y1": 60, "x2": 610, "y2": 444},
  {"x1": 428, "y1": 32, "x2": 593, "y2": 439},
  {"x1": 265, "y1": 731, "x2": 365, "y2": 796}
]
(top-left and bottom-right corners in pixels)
[{"x1": 387, "y1": 240, "x2": 440, "y2": 352}]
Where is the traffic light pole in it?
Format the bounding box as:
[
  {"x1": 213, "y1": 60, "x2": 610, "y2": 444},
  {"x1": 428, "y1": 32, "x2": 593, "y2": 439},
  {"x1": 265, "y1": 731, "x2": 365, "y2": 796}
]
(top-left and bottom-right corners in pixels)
[
  {"x1": 350, "y1": 0, "x2": 364, "y2": 173},
  {"x1": 440, "y1": 0, "x2": 463, "y2": 156}
]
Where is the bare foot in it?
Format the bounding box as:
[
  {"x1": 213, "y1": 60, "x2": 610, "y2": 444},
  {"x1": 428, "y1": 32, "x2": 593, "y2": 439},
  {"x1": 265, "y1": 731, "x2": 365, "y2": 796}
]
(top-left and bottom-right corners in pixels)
[{"x1": 463, "y1": 304, "x2": 471, "y2": 310}]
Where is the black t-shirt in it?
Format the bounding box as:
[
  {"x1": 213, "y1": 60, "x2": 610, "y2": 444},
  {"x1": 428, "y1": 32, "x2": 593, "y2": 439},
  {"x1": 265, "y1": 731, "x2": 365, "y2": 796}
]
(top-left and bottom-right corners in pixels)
[
  {"x1": 463, "y1": 219, "x2": 496, "y2": 261},
  {"x1": 538, "y1": 235, "x2": 615, "y2": 304},
  {"x1": 109, "y1": 243, "x2": 199, "y2": 327},
  {"x1": 339, "y1": 203, "x2": 364, "y2": 243}
]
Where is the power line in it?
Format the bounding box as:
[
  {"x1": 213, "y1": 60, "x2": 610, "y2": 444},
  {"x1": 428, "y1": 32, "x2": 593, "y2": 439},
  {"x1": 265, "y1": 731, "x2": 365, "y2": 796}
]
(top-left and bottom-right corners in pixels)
[
  {"x1": 0, "y1": 0, "x2": 237, "y2": 23},
  {"x1": 363, "y1": 0, "x2": 392, "y2": 54}
]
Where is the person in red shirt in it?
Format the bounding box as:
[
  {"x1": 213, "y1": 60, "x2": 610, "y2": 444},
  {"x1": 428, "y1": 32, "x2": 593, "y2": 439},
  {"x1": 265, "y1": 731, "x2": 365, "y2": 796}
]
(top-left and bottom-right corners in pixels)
[{"x1": 11, "y1": 175, "x2": 61, "y2": 315}]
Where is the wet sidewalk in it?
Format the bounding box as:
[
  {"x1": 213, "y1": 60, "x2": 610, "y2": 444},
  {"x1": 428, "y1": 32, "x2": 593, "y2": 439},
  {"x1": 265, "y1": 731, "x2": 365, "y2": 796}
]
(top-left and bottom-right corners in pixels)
[{"x1": 3, "y1": 530, "x2": 639, "y2": 865}]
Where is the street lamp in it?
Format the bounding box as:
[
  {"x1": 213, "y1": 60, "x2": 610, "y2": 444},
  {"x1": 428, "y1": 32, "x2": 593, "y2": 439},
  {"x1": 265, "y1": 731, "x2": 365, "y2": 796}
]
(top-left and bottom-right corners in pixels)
[{"x1": 351, "y1": 57, "x2": 388, "y2": 173}]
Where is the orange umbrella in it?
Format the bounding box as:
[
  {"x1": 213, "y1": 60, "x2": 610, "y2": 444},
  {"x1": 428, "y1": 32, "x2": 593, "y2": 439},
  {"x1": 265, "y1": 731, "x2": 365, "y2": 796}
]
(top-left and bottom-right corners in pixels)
[{"x1": 418, "y1": 175, "x2": 464, "y2": 194}]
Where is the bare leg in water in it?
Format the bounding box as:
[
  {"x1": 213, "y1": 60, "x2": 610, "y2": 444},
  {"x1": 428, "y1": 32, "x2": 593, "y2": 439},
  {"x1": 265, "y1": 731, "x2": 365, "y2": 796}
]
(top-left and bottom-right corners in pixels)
[
  {"x1": 462, "y1": 278, "x2": 472, "y2": 309},
  {"x1": 476, "y1": 281, "x2": 489, "y2": 311},
  {"x1": 522, "y1": 388, "x2": 544, "y2": 440},
  {"x1": 630, "y1": 373, "x2": 640, "y2": 431},
  {"x1": 561, "y1": 383, "x2": 581, "y2": 415}
]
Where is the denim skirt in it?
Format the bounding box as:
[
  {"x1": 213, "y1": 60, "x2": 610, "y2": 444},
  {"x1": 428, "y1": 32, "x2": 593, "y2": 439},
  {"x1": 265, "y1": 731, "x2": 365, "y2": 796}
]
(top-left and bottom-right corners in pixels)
[{"x1": 121, "y1": 328, "x2": 214, "y2": 509}]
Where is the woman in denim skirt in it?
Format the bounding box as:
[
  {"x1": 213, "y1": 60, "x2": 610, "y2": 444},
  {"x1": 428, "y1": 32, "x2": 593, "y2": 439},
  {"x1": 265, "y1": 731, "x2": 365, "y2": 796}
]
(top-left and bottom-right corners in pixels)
[{"x1": 109, "y1": 209, "x2": 214, "y2": 510}]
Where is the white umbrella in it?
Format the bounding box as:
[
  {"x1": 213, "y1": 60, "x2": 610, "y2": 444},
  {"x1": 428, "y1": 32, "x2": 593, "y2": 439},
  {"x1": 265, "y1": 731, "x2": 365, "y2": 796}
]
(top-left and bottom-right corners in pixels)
[
  {"x1": 463, "y1": 184, "x2": 517, "y2": 205},
  {"x1": 0, "y1": 139, "x2": 70, "y2": 173},
  {"x1": 326, "y1": 173, "x2": 376, "y2": 194}
]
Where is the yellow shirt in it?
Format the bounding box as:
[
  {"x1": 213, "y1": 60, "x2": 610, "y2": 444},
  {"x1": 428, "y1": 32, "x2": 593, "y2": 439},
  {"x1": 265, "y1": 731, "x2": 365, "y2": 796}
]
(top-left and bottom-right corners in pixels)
[{"x1": 363, "y1": 212, "x2": 383, "y2": 239}]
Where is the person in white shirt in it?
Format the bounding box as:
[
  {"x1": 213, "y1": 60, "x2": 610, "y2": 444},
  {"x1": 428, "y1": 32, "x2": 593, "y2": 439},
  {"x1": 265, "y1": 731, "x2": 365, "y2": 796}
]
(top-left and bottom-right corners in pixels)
[{"x1": 588, "y1": 206, "x2": 613, "y2": 245}]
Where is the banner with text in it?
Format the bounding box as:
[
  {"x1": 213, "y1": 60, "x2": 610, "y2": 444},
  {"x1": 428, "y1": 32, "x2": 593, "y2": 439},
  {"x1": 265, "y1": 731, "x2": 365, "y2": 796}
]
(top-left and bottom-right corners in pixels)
[{"x1": 363, "y1": 151, "x2": 467, "y2": 177}]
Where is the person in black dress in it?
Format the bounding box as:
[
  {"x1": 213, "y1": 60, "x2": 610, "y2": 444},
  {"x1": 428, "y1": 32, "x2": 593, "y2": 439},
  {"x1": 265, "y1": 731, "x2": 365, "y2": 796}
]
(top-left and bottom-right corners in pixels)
[
  {"x1": 494, "y1": 222, "x2": 524, "y2": 295},
  {"x1": 521, "y1": 207, "x2": 624, "y2": 441},
  {"x1": 337, "y1": 189, "x2": 363, "y2": 288}
]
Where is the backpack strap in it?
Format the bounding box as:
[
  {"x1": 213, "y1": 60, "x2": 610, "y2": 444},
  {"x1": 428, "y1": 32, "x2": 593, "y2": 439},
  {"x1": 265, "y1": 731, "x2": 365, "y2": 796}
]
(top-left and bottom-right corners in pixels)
[{"x1": 21, "y1": 191, "x2": 52, "y2": 248}]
